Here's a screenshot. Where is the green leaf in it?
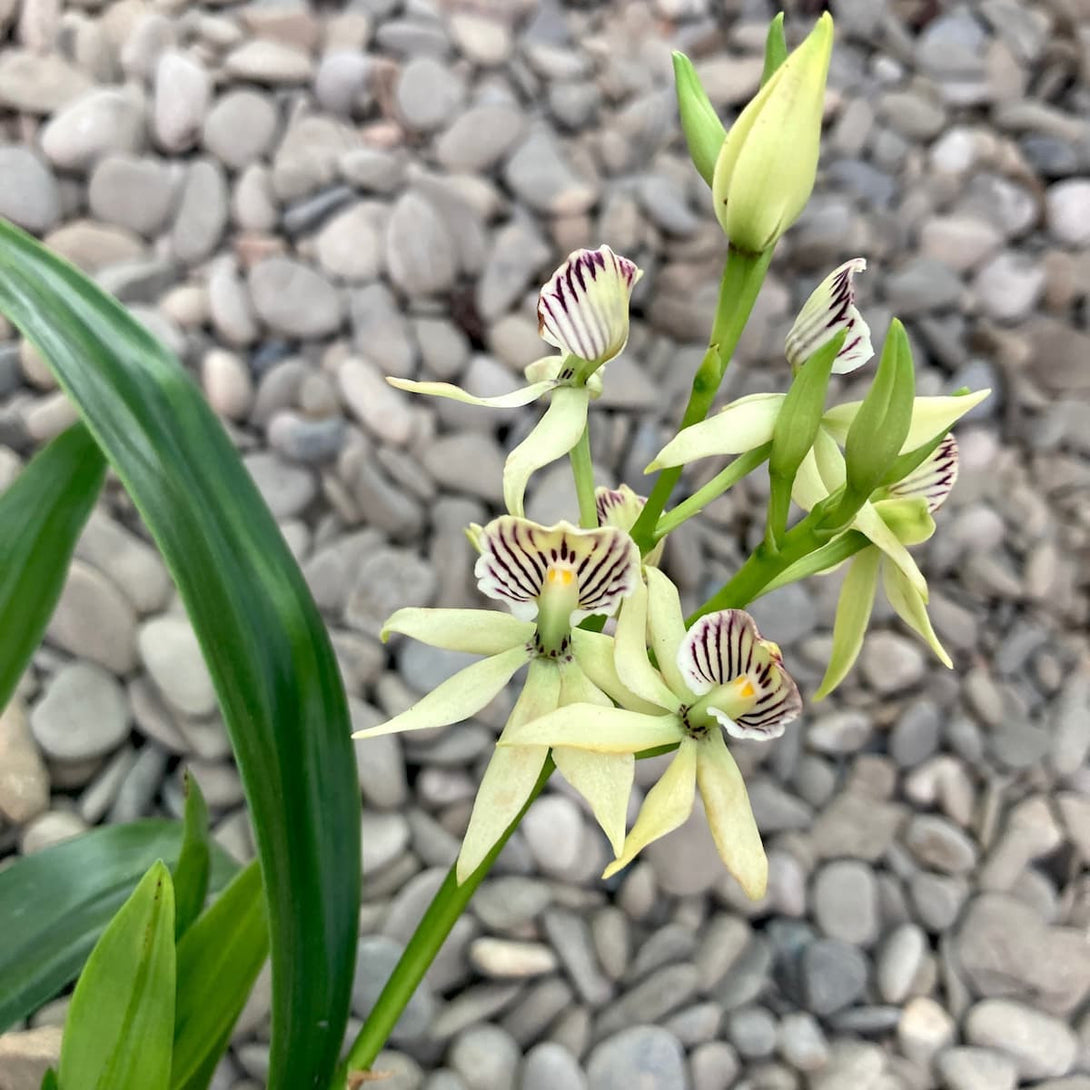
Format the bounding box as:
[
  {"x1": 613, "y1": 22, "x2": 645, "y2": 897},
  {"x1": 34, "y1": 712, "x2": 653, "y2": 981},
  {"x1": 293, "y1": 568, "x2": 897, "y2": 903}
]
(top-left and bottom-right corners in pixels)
[
  {"x1": 172, "y1": 861, "x2": 268, "y2": 1090},
  {"x1": 0, "y1": 422, "x2": 104, "y2": 712},
  {"x1": 59, "y1": 861, "x2": 176, "y2": 1090},
  {"x1": 0, "y1": 221, "x2": 360, "y2": 1088},
  {"x1": 0, "y1": 820, "x2": 236, "y2": 1033},
  {"x1": 41, "y1": 1070, "x2": 59, "y2": 1090},
  {"x1": 173, "y1": 771, "x2": 210, "y2": 940},
  {"x1": 761, "y1": 11, "x2": 788, "y2": 86}
]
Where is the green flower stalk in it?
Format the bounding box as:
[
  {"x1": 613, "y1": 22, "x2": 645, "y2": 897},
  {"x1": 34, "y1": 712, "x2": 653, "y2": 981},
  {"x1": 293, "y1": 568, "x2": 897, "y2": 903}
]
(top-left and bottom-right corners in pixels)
[
  {"x1": 712, "y1": 12, "x2": 834, "y2": 254},
  {"x1": 386, "y1": 245, "x2": 641, "y2": 517},
  {"x1": 352, "y1": 516, "x2": 646, "y2": 882},
  {"x1": 500, "y1": 567, "x2": 802, "y2": 899}
]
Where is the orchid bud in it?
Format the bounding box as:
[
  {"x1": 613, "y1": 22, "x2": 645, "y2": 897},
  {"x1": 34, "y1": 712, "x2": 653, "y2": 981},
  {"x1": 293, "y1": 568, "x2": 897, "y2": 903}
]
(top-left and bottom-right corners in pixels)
[
  {"x1": 712, "y1": 12, "x2": 834, "y2": 254},
  {"x1": 672, "y1": 52, "x2": 726, "y2": 189},
  {"x1": 761, "y1": 12, "x2": 788, "y2": 86}
]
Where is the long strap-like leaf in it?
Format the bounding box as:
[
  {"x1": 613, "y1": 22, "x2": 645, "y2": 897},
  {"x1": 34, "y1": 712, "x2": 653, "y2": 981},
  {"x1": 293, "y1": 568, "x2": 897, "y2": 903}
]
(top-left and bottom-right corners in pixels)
[
  {"x1": 0, "y1": 219, "x2": 360, "y2": 1090},
  {"x1": 0, "y1": 423, "x2": 105, "y2": 712}
]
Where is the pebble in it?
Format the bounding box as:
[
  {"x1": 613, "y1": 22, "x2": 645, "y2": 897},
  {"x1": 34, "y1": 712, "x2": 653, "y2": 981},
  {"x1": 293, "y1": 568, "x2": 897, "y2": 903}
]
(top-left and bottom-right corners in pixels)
[
  {"x1": 801, "y1": 939, "x2": 869, "y2": 1016},
  {"x1": 353, "y1": 935, "x2": 436, "y2": 1043},
  {"x1": 542, "y1": 907, "x2": 613, "y2": 1006},
  {"x1": 690, "y1": 1041, "x2": 740, "y2": 1090},
  {"x1": 448, "y1": 1024, "x2": 520, "y2": 1090},
  {"x1": 898, "y1": 995, "x2": 955, "y2": 1067},
  {"x1": 248, "y1": 257, "x2": 343, "y2": 339},
  {"x1": 778, "y1": 1011, "x2": 828, "y2": 1072},
  {"x1": 1046, "y1": 179, "x2": 1090, "y2": 247},
  {"x1": 521, "y1": 1042, "x2": 586, "y2": 1090},
  {"x1": 0, "y1": 1025, "x2": 63, "y2": 1088},
  {"x1": 903, "y1": 814, "x2": 978, "y2": 873},
  {"x1": 937, "y1": 1046, "x2": 1017, "y2": 1090},
  {"x1": 153, "y1": 51, "x2": 210, "y2": 153},
  {"x1": 87, "y1": 154, "x2": 176, "y2": 238},
  {"x1": 46, "y1": 561, "x2": 137, "y2": 674},
  {"x1": 171, "y1": 158, "x2": 228, "y2": 265},
  {"x1": 395, "y1": 57, "x2": 465, "y2": 132},
  {"x1": 386, "y1": 191, "x2": 458, "y2": 296},
  {"x1": 469, "y1": 937, "x2": 558, "y2": 979},
  {"x1": 137, "y1": 615, "x2": 217, "y2": 718},
  {"x1": 0, "y1": 700, "x2": 49, "y2": 824},
  {"x1": 40, "y1": 88, "x2": 145, "y2": 172},
  {"x1": 31, "y1": 662, "x2": 129, "y2": 761},
  {"x1": 316, "y1": 201, "x2": 383, "y2": 282},
  {"x1": 973, "y1": 250, "x2": 1045, "y2": 322},
  {"x1": 965, "y1": 998, "x2": 1077, "y2": 1079},
  {"x1": 0, "y1": 51, "x2": 92, "y2": 114},
  {"x1": 202, "y1": 89, "x2": 279, "y2": 171},
  {"x1": 504, "y1": 127, "x2": 597, "y2": 216},
  {"x1": 813, "y1": 860, "x2": 880, "y2": 946},
  {"x1": 0, "y1": 146, "x2": 61, "y2": 233},
  {"x1": 242, "y1": 451, "x2": 316, "y2": 518},
  {"x1": 437, "y1": 104, "x2": 525, "y2": 173},
  {"x1": 586, "y1": 1026, "x2": 686, "y2": 1090},
  {"x1": 224, "y1": 40, "x2": 313, "y2": 85},
  {"x1": 860, "y1": 632, "x2": 927, "y2": 694}
]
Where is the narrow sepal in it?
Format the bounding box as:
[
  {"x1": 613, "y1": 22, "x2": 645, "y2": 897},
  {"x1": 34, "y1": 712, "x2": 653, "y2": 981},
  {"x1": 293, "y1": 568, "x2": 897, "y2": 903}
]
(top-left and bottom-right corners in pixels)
[
  {"x1": 648, "y1": 393, "x2": 785, "y2": 471},
  {"x1": 822, "y1": 389, "x2": 990, "y2": 453},
  {"x1": 570, "y1": 629, "x2": 670, "y2": 715},
  {"x1": 814, "y1": 547, "x2": 881, "y2": 700},
  {"x1": 499, "y1": 704, "x2": 681, "y2": 754},
  {"x1": 672, "y1": 52, "x2": 727, "y2": 188},
  {"x1": 381, "y1": 608, "x2": 533, "y2": 654},
  {"x1": 882, "y1": 561, "x2": 952, "y2": 669},
  {"x1": 644, "y1": 567, "x2": 692, "y2": 701},
  {"x1": 387, "y1": 377, "x2": 557, "y2": 409},
  {"x1": 614, "y1": 579, "x2": 682, "y2": 712},
  {"x1": 853, "y1": 501, "x2": 928, "y2": 600}
]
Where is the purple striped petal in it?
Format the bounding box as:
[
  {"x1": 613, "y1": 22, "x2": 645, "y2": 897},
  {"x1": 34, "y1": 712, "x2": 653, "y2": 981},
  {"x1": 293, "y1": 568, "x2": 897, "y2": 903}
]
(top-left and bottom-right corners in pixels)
[
  {"x1": 595, "y1": 484, "x2": 663, "y2": 566},
  {"x1": 474, "y1": 516, "x2": 641, "y2": 623},
  {"x1": 538, "y1": 245, "x2": 642, "y2": 367},
  {"x1": 785, "y1": 258, "x2": 873, "y2": 375},
  {"x1": 678, "y1": 610, "x2": 802, "y2": 740},
  {"x1": 886, "y1": 433, "x2": 959, "y2": 513}
]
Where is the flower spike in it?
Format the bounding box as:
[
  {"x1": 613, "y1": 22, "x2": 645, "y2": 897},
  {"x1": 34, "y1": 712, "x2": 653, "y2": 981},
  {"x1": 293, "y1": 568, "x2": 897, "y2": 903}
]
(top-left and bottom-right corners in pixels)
[
  {"x1": 886, "y1": 434, "x2": 959, "y2": 513},
  {"x1": 474, "y1": 516, "x2": 641, "y2": 626},
  {"x1": 785, "y1": 258, "x2": 873, "y2": 375},
  {"x1": 538, "y1": 245, "x2": 642, "y2": 371}
]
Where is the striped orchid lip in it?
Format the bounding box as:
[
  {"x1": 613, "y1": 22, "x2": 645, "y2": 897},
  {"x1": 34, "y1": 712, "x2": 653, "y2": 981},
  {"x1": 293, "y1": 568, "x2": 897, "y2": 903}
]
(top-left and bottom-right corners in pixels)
[
  {"x1": 785, "y1": 258, "x2": 873, "y2": 375},
  {"x1": 678, "y1": 610, "x2": 802, "y2": 740},
  {"x1": 538, "y1": 245, "x2": 642, "y2": 370},
  {"x1": 474, "y1": 516, "x2": 641, "y2": 624},
  {"x1": 886, "y1": 434, "x2": 959, "y2": 513},
  {"x1": 595, "y1": 484, "x2": 664, "y2": 566}
]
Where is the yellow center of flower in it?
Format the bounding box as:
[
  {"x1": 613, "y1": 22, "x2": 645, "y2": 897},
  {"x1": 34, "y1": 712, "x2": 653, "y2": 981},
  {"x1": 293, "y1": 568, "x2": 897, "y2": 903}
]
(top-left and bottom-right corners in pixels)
[{"x1": 687, "y1": 675, "x2": 759, "y2": 733}]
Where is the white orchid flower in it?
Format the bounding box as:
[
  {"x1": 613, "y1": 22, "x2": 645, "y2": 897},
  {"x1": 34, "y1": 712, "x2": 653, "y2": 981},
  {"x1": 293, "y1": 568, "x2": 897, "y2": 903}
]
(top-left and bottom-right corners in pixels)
[
  {"x1": 353, "y1": 515, "x2": 644, "y2": 882},
  {"x1": 388, "y1": 245, "x2": 641, "y2": 517},
  {"x1": 814, "y1": 434, "x2": 960, "y2": 697},
  {"x1": 595, "y1": 484, "x2": 665, "y2": 567},
  {"x1": 500, "y1": 567, "x2": 801, "y2": 899},
  {"x1": 784, "y1": 258, "x2": 873, "y2": 375}
]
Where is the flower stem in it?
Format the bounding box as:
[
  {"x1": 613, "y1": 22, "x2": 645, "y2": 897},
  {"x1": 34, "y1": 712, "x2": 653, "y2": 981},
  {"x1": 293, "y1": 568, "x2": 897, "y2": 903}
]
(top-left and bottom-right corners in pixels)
[
  {"x1": 334, "y1": 757, "x2": 556, "y2": 1086},
  {"x1": 629, "y1": 244, "x2": 774, "y2": 554},
  {"x1": 653, "y1": 443, "x2": 772, "y2": 541},
  {"x1": 570, "y1": 425, "x2": 598, "y2": 529}
]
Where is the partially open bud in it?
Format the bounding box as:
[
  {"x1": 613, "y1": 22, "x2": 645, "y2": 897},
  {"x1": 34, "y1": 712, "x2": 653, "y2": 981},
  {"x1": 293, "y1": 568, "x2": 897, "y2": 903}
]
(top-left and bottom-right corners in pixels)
[
  {"x1": 785, "y1": 259, "x2": 873, "y2": 375},
  {"x1": 712, "y1": 12, "x2": 834, "y2": 254},
  {"x1": 672, "y1": 52, "x2": 727, "y2": 189}
]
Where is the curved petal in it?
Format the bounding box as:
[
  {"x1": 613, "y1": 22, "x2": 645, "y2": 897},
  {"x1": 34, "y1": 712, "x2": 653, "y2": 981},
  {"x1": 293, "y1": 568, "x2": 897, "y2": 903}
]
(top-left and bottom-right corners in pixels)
[
  {"x1": 822, "y1": 390, "x2": 990, "y2": 451},
  {"x1": 814, "y1": 547, "x2": 880, "y2": 700},
  {"x1": 853, "y1": 501, "x2": 928, "y2": 600},
  {"x1": 886, "y1": 434, "x2": 959, "y2": 513},
  {"x1": 381, "y1": 608, "x2": 533, "y2": 654},
  {"x1": 499, "y1": 704, "x2": 681, "y2": 754},
  {"x1": 644, "y1": 567, "x2": 691, "y2": 700},
  {"x1": 570, "y1": 629, "x2": 668, "y2": 715},
  {"x1": 553, "y1": 748, "x2": 634, "y2": 856},
  {"x1": 785, "y1": 259, "x2": 873, "y2": 375},
  {"x1": 387, "y1": 376, "x2": 556, "y2": 408},
  {"x1": 474, "y1": 515, "x2": 640, "y2": 622},
  {"x1": 504, "y1": 386, "x2": 591, "y2": 518},
  {"x1": 648, "y1": 393, "x2": 785, "y2": 471},
  {"x1": 614, "y1": 579, "x2": 681, "y2": 712},
  {"x1": 602, "y1": 740, "x2": 698, "y2": 878},
  {"x1": 882, "y1": 561, "x2": 952, "y2": 669},
  {"x1": 538, "y1": 246, "x2": 642, "y2": 366},
  {"x1": 696, "y1": 732, "x2": 767, "y2": 900},
  {"x1": 352, "y1": 645, "x2": 530, "y2": 739}
]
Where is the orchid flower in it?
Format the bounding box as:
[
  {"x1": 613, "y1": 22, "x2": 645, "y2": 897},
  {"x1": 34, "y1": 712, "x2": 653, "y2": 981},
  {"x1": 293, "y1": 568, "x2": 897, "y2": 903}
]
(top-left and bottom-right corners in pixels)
[
  {"x1": 387, "y1": 245, "x2": 641, "y2": 517},
  {"x1": 595, "y1": 484, "x2": 664, "y2": 567},
  {"x1": 809, "y1": 434, "x2": 960, "y2": 698},
  {"x1": 353, "y1": 515, "x2": 647, "y2": 882},
  {"x1": 784, "y1": 258, "x2": 873, "y2": 375},
  {"x1": 500, "y1": 566, "x2": 801, "y2": 898}
]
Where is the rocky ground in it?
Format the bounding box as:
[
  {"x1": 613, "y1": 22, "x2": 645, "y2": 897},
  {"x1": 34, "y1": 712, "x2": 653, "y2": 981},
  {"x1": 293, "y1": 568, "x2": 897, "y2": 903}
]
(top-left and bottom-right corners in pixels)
[{"x1": 1, "y1": 0, "x2": 1090, "y2": 1087}]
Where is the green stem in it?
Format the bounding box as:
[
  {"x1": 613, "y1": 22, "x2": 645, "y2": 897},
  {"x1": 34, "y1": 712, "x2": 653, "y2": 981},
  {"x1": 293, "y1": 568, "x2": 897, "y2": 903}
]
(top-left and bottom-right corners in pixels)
[
  {"x1": 630, "y1": 244, "x2": 774, "y2": 554},
  {"x1": 334, "y1": 758, "x2": 556, "y2": 1086},
  {"x1": 570, "y1": 425, "x2": 598, "y2": 529},
  {"x1": 653, "y1": 443, "x2": 772, "y2": 541}
]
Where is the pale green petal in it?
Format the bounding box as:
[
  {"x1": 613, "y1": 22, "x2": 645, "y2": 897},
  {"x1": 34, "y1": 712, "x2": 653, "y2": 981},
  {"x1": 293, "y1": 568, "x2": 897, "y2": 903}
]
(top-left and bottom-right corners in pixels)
[
  {"x1": 602, "y1": 740, "x2": 698, "y2": 878},
  {"x1": 455, "y1": 658, "x2": 562, "y2": 882},
  {"x1": 387, "y1": 376, "x2": 556, "y2": 408},
  {"x1": 558, "y1": 658, "x2": 613, "y2": 708},
  {"x1": 553, "y1": 748, "x2": 634, "y2": 856},
  {"x1": 457, "y1": 743, "x2": 550, "y2": 882},
  {"x1": 499, "y1": 704, "x2": 681, "y2": 754},
  {"x1": 503, "y1": 386, "x2": 591, "y2": 517},
  {"x1": 648, "y1": 393, "x2": 785, "y2": 471},
  {"x1": 644, "y1": 567, "x2": 691, "y2": 700},
  {"x1": 352, "y1": 644, "x2": 530, "y2": 739},
  {"x1": 792, "y1": 447, "x2": 830, "y2": 511},
  {"x1": 882, "y1": 561, "x2": 952, "y2": 669},
  {"x1": 822, "y1": 390, "x2": 991, "y2": 452},
  {"x1": 697, "y1": 731, "x2": 767, "y2": 900},
  {"x1": 813, "y1": 427, "x2": 847, "y2": 491},
  {"x1": 381, "y1": 608, "x2": 533, "y2": 654},
  {"x1": 854, "y1": 501, "x2": 928, "y2": 600},
  {"x1": 570, "y1": 630, "x2": 668, "y2": 715},
  {"x1": 614, "y1": 580, "x2": 680, "y2": 711},
  {"x1": 814, "y1": 548, "x2": 880, "y2": 700}
]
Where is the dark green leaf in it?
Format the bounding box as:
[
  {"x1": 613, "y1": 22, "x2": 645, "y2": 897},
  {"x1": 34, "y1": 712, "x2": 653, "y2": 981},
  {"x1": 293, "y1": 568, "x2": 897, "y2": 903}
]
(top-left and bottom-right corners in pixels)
[
  {"x1": 0, "y1": 819, "x2": 236, "y2": 1033},
  {"x1": 173, "y1": 771, "x2": 210, "y2": 939},
  {"x1": 59, "y1": 861, "x2": 176, "y2": 1090},
  {"x1": 0, "y1": 220, "x2": 360, "y2": 1090},
  {"x1": 172, "y1": 861, "x2": 268, "y2": 1090},
  {"x1": 41, "y1": 1069, "x2": 59, "y2": 1090},
  {"x1": 0, "y1": 423, "x2": 104, "y2": 712}
]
